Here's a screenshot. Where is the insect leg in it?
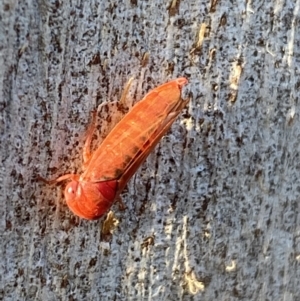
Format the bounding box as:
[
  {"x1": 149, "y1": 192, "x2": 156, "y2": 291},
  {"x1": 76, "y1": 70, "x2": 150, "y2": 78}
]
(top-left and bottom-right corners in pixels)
[
  {"x1": 38, "y1": 173, "x2": 79, "y2": 185},
  {"x1": 119, "y1": 77, "x2": 134, "y2": 108},
  {"x1": 82, "y1": 77, "x2": 134, "y2": 169},
  {"x1": 82, "y1": 110, "x2": 97, "y2": 167},
  {"x1": 116, "y1": 196, "x2": 126, "y2": 211}
]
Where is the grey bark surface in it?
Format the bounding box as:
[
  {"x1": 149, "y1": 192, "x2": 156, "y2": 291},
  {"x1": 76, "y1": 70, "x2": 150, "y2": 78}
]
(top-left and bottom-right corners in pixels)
[{"x1": 1, "y1": 0, "x2": 300, "y2": 300}]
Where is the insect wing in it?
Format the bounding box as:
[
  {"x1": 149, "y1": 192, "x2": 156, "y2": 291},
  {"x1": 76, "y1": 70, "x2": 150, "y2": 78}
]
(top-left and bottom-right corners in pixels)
[
  {"x1": 81, "y1": 78, "x2": 188, "y2": 184},
  {"x1": 117, "y1": 96, "x2": 189, "y2": 192}
]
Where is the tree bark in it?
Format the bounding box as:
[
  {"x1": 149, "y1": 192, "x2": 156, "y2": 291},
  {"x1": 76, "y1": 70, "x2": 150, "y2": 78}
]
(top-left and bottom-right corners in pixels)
[{"x1": 1, "y1": 0, "x2": 300, "y2": 300}]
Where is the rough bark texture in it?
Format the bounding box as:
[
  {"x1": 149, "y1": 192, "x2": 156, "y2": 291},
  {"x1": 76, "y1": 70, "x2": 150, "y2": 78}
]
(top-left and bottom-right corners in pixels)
[{"x1": 1, "y1": 0, "x2": 300, "y2": 300}]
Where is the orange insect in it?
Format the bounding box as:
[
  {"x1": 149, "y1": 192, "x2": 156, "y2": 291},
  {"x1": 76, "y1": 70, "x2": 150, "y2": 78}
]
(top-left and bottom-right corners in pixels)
[{"x1": 41, "y1": 77, "x2": 188, "y2": 220}]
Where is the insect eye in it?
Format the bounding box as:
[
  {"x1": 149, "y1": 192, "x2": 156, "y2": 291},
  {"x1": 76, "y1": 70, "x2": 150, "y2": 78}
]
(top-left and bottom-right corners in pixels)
[
  {"x1": 65, "y1": 181, "x2": 79, "y2": 197},
  {"x1": 67, "y1": 187, "x2": 75, "y2": 195}
]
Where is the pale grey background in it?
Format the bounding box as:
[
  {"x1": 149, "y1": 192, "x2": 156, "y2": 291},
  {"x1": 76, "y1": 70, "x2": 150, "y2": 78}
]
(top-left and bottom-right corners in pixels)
[{"x1": 1, "y1": 0, "x2": 300, "y2": 300}]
